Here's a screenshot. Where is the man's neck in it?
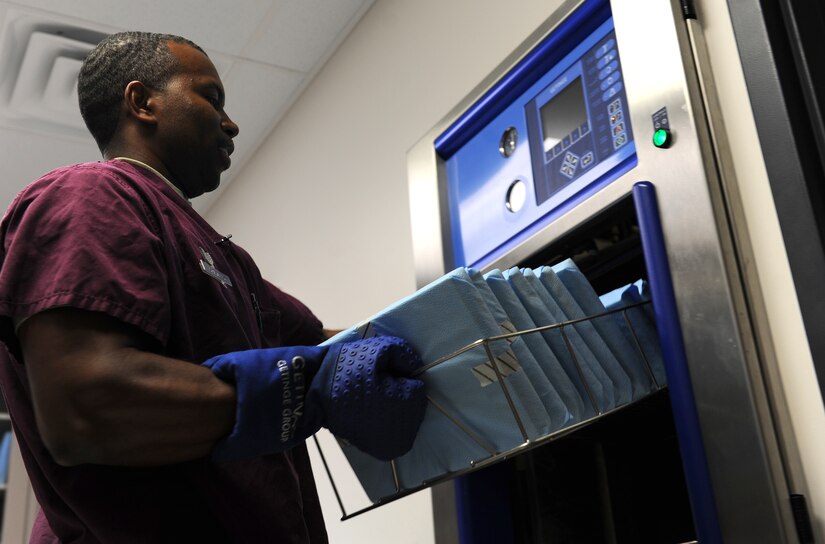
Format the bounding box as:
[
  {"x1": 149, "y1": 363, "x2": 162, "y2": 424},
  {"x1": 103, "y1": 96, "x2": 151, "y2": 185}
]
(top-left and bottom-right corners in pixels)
[{"x1": 111, "y1": 156, "x2": 188, "y2": 202}]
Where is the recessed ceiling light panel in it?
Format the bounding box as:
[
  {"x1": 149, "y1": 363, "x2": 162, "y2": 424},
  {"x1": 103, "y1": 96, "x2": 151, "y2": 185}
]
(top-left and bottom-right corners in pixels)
[
  {"x1": 0, "y1": 7, "x2": 107, "y2": 139},
  {"x1": 9, "y1": 31, "x2": 90, "y2": 128}
]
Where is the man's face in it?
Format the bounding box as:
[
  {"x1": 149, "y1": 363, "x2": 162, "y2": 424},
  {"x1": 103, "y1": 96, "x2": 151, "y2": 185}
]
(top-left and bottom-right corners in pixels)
[{"x1": 150, "y1": 42, "x2": 239, "y2": 198}]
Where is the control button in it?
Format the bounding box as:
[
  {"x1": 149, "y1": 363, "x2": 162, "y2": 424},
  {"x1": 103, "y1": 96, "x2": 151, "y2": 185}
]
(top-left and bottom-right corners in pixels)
[
  {"x1": 595, "y1": 39, "x2": 616, "y2": 58},
  {"x1": 499, "y1": 126, "x2": 518, "y2": 158},
  {"x1": 608, "y1": 98, "x2": 622, "y2": 114},
  {"x1": 552, "y1": 142, "x2": 563, "y2": 156},
  {"x1": 562, "y1": 134, "x2": 572, "y2": 149},
  {"x1": 597, "y1": 51, "x2": 616, "y2": 69},
  {"x1": 579, "y1": 121, "x2": 590, "y2": 135},
  {"x1": 600, "y1": 72, "x2": 621, "y2": 91},
  {"x1": 653, "y1": 128, "x2": 672, "y2": 148},
  {"x1": 613, "y1": 133, "x2": 628, "y2": 148},
  {"x1": 598, "y1": 60, "x2": 619, "y2": 80},
  {"x1": 581, "y1": 151, "x2": 594, "y2": 168},
  {"x1": 560, "y1": 151, "x2": 580, "y2": 178},
  {"x1": 505, "y1": 179, "x2": 527, "y2": 213},
  {"x1": 571, "y1": 128, "x2": 581, "y2": 143},
  {"x1": 612, "y1": 122, "x2": 626, "y2": 137},
  {"x1": 610, "y1": 110, "x2": 623, "y2": 126},
  {"x1": 601, "y1": 82, "x2": 624, "y2": 103}
]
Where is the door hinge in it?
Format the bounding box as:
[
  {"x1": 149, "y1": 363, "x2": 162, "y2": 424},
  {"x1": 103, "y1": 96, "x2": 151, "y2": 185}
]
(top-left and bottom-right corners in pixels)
[
  {"x1": 681, "y1": 0, "x2": 697, "y2": 20},
  {"x1": 791, "y1": 494, "x2": 815, "y2": 544}
]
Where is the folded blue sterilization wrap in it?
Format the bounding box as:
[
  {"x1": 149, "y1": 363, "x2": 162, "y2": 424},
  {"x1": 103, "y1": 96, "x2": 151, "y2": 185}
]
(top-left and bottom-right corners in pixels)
[
  {"x1": 545, "y1": 260, "x2": 654, "y2": 399},
  {"x1": 323, "y1": 268, "x2": 550, "y2": 501},
  {"x1": 323, "y1": 266, "x2": 666, "y2": 503}
]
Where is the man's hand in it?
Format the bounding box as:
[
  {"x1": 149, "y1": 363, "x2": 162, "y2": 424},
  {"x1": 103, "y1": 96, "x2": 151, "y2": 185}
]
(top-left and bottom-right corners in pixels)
[{"x1": 204, "y1": 336, "x2": 427, "y2": 462}]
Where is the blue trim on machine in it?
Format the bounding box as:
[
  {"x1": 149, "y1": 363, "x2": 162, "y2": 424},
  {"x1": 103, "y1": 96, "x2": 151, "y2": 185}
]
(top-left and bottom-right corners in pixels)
[
  {"x1": 434, "y1": 0, "x2": 611, "y2": 159},
  {"x1": 632, "y1": 182, "x2": 723, "y2": 544},
  {"x1": 455, "y1": 464, "x2": 515, "y2": 544}
]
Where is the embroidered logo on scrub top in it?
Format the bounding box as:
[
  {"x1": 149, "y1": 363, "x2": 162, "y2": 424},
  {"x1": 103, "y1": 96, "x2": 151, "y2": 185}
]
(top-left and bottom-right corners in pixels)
[{"x1": 199, "y1": 247, "x2": 233, "y2": 287}]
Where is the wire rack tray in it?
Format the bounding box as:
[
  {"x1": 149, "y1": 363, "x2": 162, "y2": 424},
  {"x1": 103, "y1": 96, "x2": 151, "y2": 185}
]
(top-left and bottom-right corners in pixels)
[{"x1": 313, "y1": 300, "x2": 663, "y2": 521}]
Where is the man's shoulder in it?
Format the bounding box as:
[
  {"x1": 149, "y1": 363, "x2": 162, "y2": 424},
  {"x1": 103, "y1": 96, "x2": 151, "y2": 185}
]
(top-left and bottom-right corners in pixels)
[
  {"x1": 3, "y1": 162, "x2": 157, "y2": 225},
  {"x1": 34, "y1": 160, "x2": 132, "y2": 184},
  {"x1": 23, "y1": 160, "x2": 155, "y2": 200}
]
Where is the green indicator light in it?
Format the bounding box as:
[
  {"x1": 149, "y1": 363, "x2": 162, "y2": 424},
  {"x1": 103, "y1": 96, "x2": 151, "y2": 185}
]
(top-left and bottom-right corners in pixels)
[{"x1": 653, "y1": 128, "x2": 671, "y2": 148}]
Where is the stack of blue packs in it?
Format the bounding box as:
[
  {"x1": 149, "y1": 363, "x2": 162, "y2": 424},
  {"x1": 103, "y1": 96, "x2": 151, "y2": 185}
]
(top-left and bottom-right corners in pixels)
[{"x1": 322, "y1": 260, "x2": 666, "y2": 502}]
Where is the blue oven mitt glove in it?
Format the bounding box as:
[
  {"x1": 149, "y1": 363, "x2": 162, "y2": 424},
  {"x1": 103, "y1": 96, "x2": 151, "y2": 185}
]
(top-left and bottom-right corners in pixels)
[{"x1": 203, "y1": 336, "x2": 427, "y2": 462}]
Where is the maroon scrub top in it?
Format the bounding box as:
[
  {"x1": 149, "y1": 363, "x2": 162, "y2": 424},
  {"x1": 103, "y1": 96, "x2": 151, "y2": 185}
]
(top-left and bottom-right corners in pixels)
[{"x1": 0, "y1": 160, "x2": 328, "y2": 543}]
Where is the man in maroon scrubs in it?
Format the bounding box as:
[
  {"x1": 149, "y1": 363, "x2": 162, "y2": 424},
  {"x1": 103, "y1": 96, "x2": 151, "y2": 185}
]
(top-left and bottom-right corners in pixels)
[{"x1": 0, "y1": 32, "x2": 425, "y2": 543}]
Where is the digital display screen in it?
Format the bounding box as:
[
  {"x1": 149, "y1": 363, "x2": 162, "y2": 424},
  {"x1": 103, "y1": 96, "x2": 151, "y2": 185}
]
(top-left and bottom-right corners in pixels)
[{"x1": 540, "y1": 77, "x2": 588, "y2": 153}]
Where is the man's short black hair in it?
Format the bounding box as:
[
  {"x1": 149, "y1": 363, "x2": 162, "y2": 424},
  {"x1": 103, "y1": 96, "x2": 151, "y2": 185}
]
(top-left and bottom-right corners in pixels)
[{"x1": 78, "y1": 31, "x2": 206, "y2": 152}]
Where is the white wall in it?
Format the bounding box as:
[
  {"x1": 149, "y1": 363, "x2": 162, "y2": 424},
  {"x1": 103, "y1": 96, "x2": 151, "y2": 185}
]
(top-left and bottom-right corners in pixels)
[{"x1": 205, "y1": 0, "x2": 563, "y2": 542}]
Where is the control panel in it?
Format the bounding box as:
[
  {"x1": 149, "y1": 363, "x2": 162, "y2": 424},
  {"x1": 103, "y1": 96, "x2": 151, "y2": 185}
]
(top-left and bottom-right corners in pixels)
[{"x1": 442, "y1": 17, "x2": 636, "y2": 269}]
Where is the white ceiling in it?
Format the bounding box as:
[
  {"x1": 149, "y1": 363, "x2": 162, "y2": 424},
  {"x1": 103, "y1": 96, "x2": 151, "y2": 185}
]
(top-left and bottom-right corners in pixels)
[{"x1": 0, "y1": 0, "x2": 375, "y2": 213}]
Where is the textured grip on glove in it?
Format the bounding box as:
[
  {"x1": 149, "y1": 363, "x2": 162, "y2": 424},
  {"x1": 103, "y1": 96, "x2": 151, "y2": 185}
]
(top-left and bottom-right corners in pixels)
[{"x1": 316, "y1": 337, "x2": 427, "y2": 461}]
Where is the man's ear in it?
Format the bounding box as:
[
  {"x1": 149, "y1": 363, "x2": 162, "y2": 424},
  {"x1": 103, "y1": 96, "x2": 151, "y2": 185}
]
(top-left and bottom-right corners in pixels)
[{"x1": 123, "y1": 81, "x2": 157, "y2": 125}]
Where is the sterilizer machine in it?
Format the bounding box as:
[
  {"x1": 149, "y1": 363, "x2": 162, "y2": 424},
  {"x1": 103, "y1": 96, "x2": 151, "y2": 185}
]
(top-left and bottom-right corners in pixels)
[{"x1": 400, "y1": 0, "x2": 825, "y2": 542}]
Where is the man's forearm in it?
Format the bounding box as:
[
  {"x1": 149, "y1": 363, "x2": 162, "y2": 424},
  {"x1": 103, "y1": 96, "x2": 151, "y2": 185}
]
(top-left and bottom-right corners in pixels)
[
  {"x1": 18, "y1": 308, "x2": 237, "y2": 467},
  {"x1": 52, "y1": 348, "x2": 237, "y2": 466}
]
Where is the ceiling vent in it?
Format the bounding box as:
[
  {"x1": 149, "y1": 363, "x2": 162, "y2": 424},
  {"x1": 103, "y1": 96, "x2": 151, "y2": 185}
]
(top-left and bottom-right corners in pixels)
[{"x1": 0, "y1": 8, "x2": 107, "y2": 140}]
